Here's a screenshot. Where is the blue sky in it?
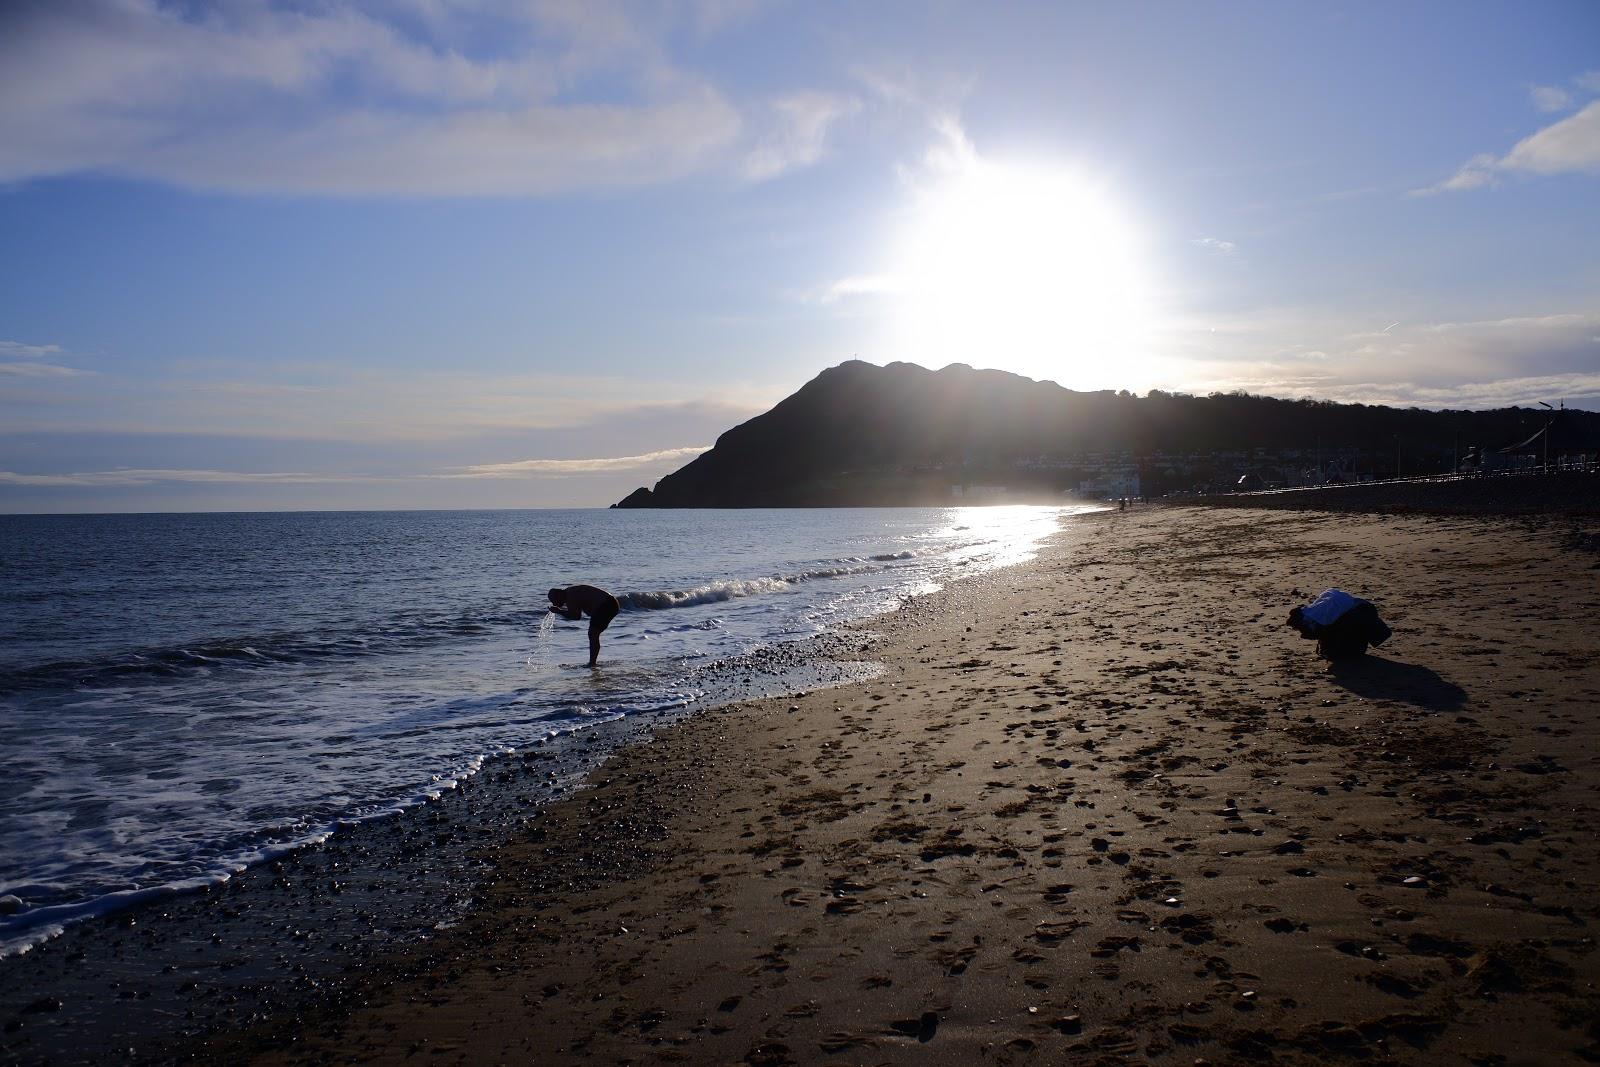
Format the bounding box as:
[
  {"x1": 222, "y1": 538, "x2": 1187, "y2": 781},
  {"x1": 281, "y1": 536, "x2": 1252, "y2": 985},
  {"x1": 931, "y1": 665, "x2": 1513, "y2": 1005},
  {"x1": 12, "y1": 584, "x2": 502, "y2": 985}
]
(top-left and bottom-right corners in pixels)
[{"x1": 2, "y1": 0, "x2": 1597, "y2": 511}]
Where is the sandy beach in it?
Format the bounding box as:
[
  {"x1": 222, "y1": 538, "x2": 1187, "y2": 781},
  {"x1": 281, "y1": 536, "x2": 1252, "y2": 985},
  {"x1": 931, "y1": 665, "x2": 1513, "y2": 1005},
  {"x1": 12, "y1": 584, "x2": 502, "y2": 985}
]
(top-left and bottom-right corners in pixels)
[
  {"x1": 178, "y1": 503, "x2": 1593, "y2": 1066},
  {"x1": 8, "y1": 6, "x2": 1600, "y2": 1063}
]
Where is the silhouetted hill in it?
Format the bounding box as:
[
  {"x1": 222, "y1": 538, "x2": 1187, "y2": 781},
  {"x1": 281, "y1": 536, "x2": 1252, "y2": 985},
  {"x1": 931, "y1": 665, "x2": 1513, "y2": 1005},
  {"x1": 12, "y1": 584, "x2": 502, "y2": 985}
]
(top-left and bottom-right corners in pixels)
[{"x1": 614, "y1": 361, "x2": 1600, "y2": 507}]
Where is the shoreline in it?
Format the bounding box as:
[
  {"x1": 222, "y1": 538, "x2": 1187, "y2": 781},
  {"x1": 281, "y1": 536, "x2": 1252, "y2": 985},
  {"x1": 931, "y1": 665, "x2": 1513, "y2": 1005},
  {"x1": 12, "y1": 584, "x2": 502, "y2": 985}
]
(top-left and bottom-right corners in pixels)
[
  {"x1": 0, "y1": 624, "x2": 887, "y2": 1064},
  {"x1": 0, "y1": 629, "x2": 886, "y2": 962},
  {"x1": 0, "y1": 503, "x2": 1075, "y2": 966},
  {"x1": 0, "y1": 505, "x2": 1078, "y2": 1060},
  {"x1": 210, "y1": 504, "x2": 1597, "y2": 1065},
  {"x1": 6, "y1": 504, "x2": 1599, "y2": 1064}
]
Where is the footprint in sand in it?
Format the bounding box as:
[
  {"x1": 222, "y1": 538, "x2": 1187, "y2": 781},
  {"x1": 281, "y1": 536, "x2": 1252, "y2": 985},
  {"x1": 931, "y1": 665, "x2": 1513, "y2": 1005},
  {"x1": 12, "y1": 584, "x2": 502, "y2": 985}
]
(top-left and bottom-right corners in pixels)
[{"x1": 888, "y1": 1011, "x2": 940, "y2": 1042}]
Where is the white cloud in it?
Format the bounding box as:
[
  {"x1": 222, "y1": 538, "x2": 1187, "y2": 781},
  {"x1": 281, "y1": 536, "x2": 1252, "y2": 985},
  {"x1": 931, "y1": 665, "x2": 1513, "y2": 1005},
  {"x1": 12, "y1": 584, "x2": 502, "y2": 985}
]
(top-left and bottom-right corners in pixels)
[
  {"x1": 1499, "y1": 100, "x2": 1600, "y2": 174},
  {"x1": 0, "y1": 360, "x2": 770, "y2": 442},
  {"x1": 1531, "y1": 85, "x2": 1573, "y2": 113},
  {"x1": 450, "y1": 445, "x2": 711, "y2": 477},
  {"x1": 920, "y1": 115, "x2": 980, "y2": 176},
  {"x1": 1156, "y1": 310, "x2": 1600, "y2": 409},
  {"x1": 743, "y1": 91, "x2": 860, "y2": 180},
  {"x1": 1194, "y1": 237, "x2": 1238, "y2": 255},
  {"x1": 1336, "y1": 311, "x2": 1598, "y2": 382},
  {"x1": 0, "y1": 468, "x2": 384, "y2": 488},
  {"x1": 1576, "y1": 71, "x2": 1600, "y2": 94},
  {"x1": 0, "y1": 361, "x2": 90, "y2": 378},
  {"x1": 1423, "y1": 100, "x2": 1600, "y2": 193},
  {"x1": 139, "y1": 92, "x2": 742, "y2": 196},
  {"x1": 1356, "y1": 373, "x2": 1600, "y2": 409},
  {"x1": 801, "y1": 109, "x2": 988, "y2": 307},
  {"x1": 0, "y1": 453, "x2": 720, "y2": 488},
  {"x1": 0, "y1": 1, "x2": 852, "y2": 195},
  {"x1": 0, "y1": 340, "x2": 62, "y2": 359},
  {"x1": 1229, "y1": 372, "x2": 1600, "y2": 411},
  {"x1": 0, "y1": 339, "x2": 91, "y2": 382},
  {"x1": 1424, "y1": 152, "x2": 1500, "y2": 193},
  {"x1": 817, "y1": 274, "x2": 905, "y2": 304},
  {"x1": 853, "y1": 62, "x2": 975, "y2": 121}
]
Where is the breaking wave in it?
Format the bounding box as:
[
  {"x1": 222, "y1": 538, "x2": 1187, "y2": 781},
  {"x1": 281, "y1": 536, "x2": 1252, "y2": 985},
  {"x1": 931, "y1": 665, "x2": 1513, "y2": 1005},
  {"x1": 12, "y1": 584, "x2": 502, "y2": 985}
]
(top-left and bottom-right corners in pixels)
[{"x1": 620, "y1": 562, "x2": 887, "y2": 611}]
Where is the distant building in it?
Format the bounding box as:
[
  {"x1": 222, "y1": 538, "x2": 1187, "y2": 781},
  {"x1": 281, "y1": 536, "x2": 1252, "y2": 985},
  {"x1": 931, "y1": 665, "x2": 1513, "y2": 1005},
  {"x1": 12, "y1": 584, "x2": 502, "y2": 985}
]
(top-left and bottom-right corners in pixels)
[{"x1": 1079, "y1": 469, "x2": 1140, "y2": 499}]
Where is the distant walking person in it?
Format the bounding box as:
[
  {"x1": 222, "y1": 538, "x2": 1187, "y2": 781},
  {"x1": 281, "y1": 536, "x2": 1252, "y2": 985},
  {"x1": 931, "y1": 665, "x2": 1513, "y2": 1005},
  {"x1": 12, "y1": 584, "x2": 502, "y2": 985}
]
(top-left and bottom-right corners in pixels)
[{"x1": 548, "y1": 585, "x2": 622, "y2": 667}]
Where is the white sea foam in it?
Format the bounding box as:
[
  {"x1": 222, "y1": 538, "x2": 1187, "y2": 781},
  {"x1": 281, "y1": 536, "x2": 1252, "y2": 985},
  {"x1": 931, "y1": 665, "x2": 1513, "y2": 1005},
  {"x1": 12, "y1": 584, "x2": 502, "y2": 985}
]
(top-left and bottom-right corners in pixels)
[
  {"x1": 620, "y1": 563, "x2": 892, "y2": 611},
  {"x1": 0, "y1": 695, "x2": 695, "y2": 957},
  {"x1": 622, "y1": 577, "x2": 794, "y2": 610}
]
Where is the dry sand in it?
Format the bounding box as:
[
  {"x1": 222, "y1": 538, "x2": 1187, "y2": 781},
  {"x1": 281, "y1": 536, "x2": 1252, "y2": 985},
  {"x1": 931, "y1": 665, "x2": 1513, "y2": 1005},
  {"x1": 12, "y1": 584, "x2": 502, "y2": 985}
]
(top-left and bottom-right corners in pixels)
[{"x1": 233, "y1": 505, "x2": 1600, "y2": 1066}]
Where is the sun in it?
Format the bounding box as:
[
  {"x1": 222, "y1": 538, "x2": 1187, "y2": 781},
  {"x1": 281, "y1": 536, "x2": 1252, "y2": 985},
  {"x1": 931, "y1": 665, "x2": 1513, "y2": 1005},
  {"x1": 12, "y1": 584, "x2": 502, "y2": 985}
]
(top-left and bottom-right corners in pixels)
[{"x1": 886, "y1": 161, "x2": 1158, "y2": 389}]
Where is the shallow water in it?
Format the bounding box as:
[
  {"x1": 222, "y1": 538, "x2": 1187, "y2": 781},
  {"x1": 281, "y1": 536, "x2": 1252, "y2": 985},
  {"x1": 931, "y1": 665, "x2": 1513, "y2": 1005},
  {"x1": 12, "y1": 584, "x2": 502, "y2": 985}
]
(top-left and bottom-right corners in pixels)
[{"x1": 0, "y1": 505, "x2": 1090, "y2": 953}]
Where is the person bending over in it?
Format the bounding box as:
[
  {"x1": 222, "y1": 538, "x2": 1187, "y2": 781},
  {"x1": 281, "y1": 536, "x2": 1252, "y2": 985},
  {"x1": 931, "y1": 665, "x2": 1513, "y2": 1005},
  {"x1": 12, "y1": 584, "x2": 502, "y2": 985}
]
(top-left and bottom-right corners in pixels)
[
  {"x1": 548, "y1": 585, "x2": 622, "y2": 667},
  {"x1": 1286, "y1": 587, "x2": 1391, "y2": 660}
]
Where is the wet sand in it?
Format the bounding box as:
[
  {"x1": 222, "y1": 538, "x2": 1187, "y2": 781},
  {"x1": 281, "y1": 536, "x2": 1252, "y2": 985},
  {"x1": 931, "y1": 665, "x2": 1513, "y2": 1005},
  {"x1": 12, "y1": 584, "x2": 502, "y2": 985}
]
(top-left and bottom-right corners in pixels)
[
  {"x1": 0, "y1": 636, "x2": 881, "y2": 1064},
  {"x1": 205, "y1": 504, "x2": 1600, "y2": 1066}
]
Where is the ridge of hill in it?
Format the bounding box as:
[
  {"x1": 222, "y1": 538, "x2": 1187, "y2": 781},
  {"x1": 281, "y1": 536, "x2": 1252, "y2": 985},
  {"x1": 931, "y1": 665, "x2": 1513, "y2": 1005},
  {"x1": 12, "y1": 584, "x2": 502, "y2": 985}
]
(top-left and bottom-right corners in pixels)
[{"x1": 614, "y1": 360, "x2": 1599, "y2": 507}]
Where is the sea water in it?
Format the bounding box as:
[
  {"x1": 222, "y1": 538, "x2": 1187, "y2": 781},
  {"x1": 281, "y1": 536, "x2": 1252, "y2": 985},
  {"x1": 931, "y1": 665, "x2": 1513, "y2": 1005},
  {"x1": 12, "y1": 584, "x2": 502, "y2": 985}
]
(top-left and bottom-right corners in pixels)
[{"x1": 0, "y1": 505, "x2": 1090, "y2": 954}]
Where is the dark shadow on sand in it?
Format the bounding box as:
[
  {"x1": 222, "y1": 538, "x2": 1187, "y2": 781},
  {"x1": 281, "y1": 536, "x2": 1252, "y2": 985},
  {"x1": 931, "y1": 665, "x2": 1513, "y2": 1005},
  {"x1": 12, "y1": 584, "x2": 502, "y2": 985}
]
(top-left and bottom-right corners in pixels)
[{"x1": 1328, "y1": 655, "x2": 1468, "y2": 711}]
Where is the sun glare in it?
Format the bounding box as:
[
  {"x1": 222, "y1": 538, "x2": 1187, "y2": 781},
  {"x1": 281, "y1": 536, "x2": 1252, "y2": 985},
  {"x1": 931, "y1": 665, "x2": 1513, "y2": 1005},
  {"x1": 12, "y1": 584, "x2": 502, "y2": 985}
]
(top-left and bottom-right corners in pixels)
[{"x1": 887, "y1": 161, "x2": 1158, "y2": 389}]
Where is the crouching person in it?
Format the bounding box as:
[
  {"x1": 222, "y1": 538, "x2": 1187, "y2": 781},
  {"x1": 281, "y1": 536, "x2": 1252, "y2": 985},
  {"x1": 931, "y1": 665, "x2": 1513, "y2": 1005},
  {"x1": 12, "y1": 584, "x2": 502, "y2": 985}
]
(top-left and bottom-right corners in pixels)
[{"x1": 1287, "y1": 588, "x2": 1392, "y2": 660}]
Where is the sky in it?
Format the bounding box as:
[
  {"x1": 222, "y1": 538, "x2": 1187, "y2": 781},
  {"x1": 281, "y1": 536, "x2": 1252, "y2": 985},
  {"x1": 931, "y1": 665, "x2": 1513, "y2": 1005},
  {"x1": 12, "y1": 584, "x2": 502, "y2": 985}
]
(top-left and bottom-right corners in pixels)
[{"x1": 1, "y1": 0, "x2": 1597, "y2": 512}]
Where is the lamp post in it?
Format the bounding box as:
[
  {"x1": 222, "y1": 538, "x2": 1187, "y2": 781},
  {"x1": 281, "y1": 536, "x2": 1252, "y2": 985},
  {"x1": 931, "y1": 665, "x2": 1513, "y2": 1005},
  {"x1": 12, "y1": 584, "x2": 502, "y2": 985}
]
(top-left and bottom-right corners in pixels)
[{"x1": 1538, "y1": 401, "x2": 1553, "y2": 473}]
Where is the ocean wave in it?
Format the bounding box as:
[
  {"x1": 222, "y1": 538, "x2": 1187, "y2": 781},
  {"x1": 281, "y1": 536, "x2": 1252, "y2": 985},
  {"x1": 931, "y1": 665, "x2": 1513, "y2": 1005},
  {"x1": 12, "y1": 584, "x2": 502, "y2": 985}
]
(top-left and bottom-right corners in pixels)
[
  {"x1": 0, "y1": 554, "x2": 909, "y2": 691},
  {"x1": 0, "y1": 557, "x2": 888, "y2": 690},
  {"x1": 0, "y1": 606, "x2": 550, "y2": 694},
  {"x1": 1, "y1": 553, "x2": 937, "y2": 693},
  {"x1": 621, "y1": 578, "x2": 792, "y2": 610},
  {"x1": 0, "y1": 691, "x2": 696, "y2": 958},
  {"x1": 619, "y1": 563, "x2": 884, "y2": 611}
]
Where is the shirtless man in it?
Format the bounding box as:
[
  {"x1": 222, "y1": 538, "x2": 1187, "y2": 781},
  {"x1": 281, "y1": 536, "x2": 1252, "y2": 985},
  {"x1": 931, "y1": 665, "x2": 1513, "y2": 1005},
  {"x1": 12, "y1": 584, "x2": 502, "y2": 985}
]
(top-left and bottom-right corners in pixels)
[{"x1": 548, "y1": 585, "x2": 622, "y2": 667}]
